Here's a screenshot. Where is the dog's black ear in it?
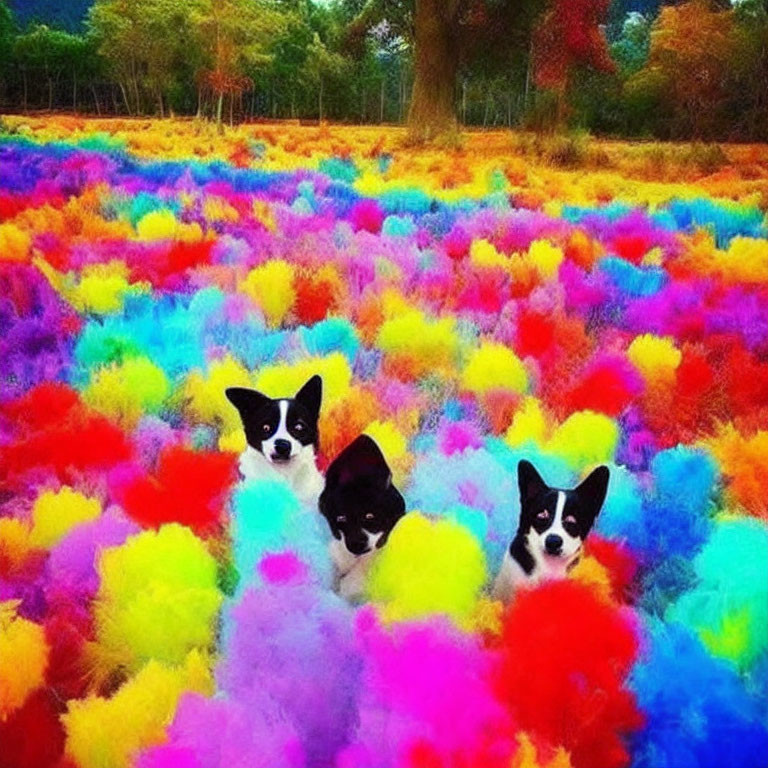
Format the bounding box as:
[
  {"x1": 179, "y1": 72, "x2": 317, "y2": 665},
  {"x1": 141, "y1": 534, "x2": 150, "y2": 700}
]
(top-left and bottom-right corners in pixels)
[
  {"x1": 518, "y1": 460, "x2": 547, "y2": 503},
  {"x1": 317, "y1": 492, "x2": 341, "y2": 540},
  {"x1": 575, "y1": 465, "x2": 610, "y2": 522},
  {"x1": 329, "y1": 435, "x2": 391, "y2": 489},
  {"x1": 225, "y1": 387, "x2": 270, "y2": 420},
  {"x1": 295, "y1": 375, "x2": 322, "y2": 421}
]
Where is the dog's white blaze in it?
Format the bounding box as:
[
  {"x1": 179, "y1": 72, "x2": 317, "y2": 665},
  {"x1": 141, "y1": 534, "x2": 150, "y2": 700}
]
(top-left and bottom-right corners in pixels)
[
  {"x1": 261, "y1": 399, "x2": 301, "y2": 459},
  {"x1": 525, "y1": 490, "x2": 582, "y2": 581},
  {"x1": 550, "y1": 491, "x2": 567, "y2": 538}
]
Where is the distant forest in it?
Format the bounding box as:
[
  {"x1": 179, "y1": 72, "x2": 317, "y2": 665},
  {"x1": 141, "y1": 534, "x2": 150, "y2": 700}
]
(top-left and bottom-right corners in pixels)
[{"x1": 0, "y1": 0, "x2": 766, "y2": 141}]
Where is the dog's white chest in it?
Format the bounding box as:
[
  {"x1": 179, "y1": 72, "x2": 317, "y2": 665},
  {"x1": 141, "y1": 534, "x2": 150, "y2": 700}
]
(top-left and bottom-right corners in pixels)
[
  {"x1": 492, "y1": 551, "x2": 530, "y2": 603},
  {"x1": 329, "y1": 532, "x2": 382, "y2": 601},
  {"x1": 238, "y1": 447, "x2": 324, "y2": 503}
]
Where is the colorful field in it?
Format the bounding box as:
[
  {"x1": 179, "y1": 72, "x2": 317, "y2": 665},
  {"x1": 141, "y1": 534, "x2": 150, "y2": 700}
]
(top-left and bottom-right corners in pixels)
[{"x1": 1, "y1": 116, "x2": 767, "y2": 768}]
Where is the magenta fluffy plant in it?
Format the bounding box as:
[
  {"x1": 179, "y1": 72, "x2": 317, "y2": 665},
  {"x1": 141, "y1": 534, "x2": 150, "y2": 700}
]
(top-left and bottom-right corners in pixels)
[
  {"x1": 437, "y1": 419, "x2": 484, "y2": 456},
  {"x1": 337, "y1": 610, "x2": 516, "y2": 768},
  {"x1": 137, "y1": 692, "x2": 304, "y2": 768}
]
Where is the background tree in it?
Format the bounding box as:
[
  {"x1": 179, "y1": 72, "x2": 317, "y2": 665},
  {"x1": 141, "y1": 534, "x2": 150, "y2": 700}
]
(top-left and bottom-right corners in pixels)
[
  {"x1": 88, "y1": 0, "x2": 149, "y2": 114},
  {"x1": 532, "y1": 0, "x2": 615, "y2": 126},
  {"x1": 627, "y1": 0, "x2": 736, "y2": 138},
  {"x1": 192, "y1": 0, "x2": 285, "y2": 132},
  {"x1": 349, "y1": 0, "x2": 615, "y2": 141},
  {"x1": 0, "y1": 0, "x2": 765, "y2": 142},
  {"x1": 303, "y1": 32, "x2": 348, "y2": 119},
  {"x1": 0, "y1": 1, "x2": 14, "y2": 100}
]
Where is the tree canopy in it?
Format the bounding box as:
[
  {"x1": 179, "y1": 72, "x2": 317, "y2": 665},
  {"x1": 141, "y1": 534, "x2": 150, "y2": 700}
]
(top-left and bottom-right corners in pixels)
[{"x1": 0, "y1": 0, "x2": 765, "y2": 142}]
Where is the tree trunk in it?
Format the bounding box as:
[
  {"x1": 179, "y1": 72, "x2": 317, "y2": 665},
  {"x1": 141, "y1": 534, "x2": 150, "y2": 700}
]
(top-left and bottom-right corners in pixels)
[
  {"x1": 48, "y1": 78, "x2": 53, "y2": 111},
  {"x1": 380, "y1": 77, "x2": 385, "y2": 123},
  {"x1": 318, "y1": 80, "x2": 324, "y2": 122},
  {"x1": 407, "y1": 0, "x2": 458, "y2": 142},
  {"x1": 132, "y1": 76, "x2": 141, "y2": 115},
  {"x1": 22, "y1": 70, "x2": 28, "y2": 113},
  {"x1": 73, "y1": 71, "x2": 78, "y2": 112},
  {"x1": 92, "y1": 85, "x2": 101, "y2": 116},
  {"x1": 216, "y1": 90, "x2": 224, "y2": 134},
  {"x1": 555, "y1": 85, "x2": 567, "y2": 131},
  {"x1": 119, "y1": 81, "x2": 132, "y2": 115}
]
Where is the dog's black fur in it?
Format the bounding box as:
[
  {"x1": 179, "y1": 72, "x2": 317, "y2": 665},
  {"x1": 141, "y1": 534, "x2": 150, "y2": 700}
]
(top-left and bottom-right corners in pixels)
[
  {"x1": 225, "y1": 375, "x2": 321, "y2": 458},
  {"x1": 494, "y1": 459, "x2": 609, "y2": 600},
  {"x1": 225, "y1": 376, "x2": 324, "y2": 500},
  {"x1": 319, "y1": 434, "x2": 405, "y2": 557}
]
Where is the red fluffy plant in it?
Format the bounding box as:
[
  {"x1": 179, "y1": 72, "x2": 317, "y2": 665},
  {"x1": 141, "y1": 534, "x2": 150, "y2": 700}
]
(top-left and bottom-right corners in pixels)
[
  {"x1": 516, "y1": 309, "x2": 556, "y2": 359},
  {"x1": 44, "y1": 607, "x2": 93, "y2": 701},
  {"x1": 294, "y1": 266, "x2": 343, "y2": 325},
  {"x1": 526, "y1": 316, "x2": 593, "y2": 417},
  {"x1": 0, "y1": 382, "x2": 80, "y2": 434},
  {"x1": 610, "y1": 234, "x2": 651, "y2": 266},
  {"x1": 583, "y1": 535, "x2": 639, "y2": 603},
  {"x1": 111, "y1": 445, "x2": 236, "y2": 536},
  {"x1": 724, "y1": 345, "x2": 768, "y2": 426},
  {"x1": 669, "y1": 345, "x2": 722, "y2": 440},
  {"x1": 493, "y1": 580, "x2": 642, "y2": 768},
  {"x1": 0, "y1": 386, "x2": 132, "y2": 489},
  {"x1": 127, "y1": 240, "x2": 216, "y2": 289},
  {"x1": 563, "y1": 354, "x2": 643, "y2": 417},
  {"x1": 0, "y1": 689, "x2": 66, "y2": 768},
  {"x1": 0, "y1": 192, "x2": 30, "y2": 219}
]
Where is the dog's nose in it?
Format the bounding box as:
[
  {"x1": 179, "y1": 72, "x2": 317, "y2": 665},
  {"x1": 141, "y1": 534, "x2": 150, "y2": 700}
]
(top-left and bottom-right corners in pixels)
[
  {"x1": 273, "y1": 439, "x2": 292, "y2": 458},
  {"x1": 545, "y1": 534, "x2": 563, "y2": 555},
  {"x1": 346, "y1": 534, "x2": 370, "y2": 556}
]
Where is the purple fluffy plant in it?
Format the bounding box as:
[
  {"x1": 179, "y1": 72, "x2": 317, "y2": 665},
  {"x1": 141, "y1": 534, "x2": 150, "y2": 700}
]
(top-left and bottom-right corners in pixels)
[
  {"x1": 45, "y1": 506, "x2": 140, "y2": 605},
  {"x1": 0, "y1": 263, "x2": 77, "y2": 401},
  {"x1": 217, "y1": 553, "x2": 362, "y2": 768}
]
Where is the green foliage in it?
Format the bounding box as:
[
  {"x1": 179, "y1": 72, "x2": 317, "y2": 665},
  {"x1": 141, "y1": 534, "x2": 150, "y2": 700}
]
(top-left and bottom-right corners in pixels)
[
  {"x1": 611, "y1": 11, "x2": 651, "y2": 76},
  {"x1": 0, "y1": 0, "x2": 765, "y2": 142},
  {"x1": 0, "y1": 1, "x2": 14, "y2": 79}
]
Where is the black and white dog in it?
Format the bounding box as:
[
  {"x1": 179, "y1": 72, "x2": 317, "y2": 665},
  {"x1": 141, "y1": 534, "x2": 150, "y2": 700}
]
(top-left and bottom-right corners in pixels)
[
  {"x1": 319, "y1": 434, "x2": 406, "y2": 599},
  {"x1": 225, "y1": 375, "x2": 324, "y2": 502},
  {"x1": 493, "y1": 459, "x2": 609, "y2": 602}
]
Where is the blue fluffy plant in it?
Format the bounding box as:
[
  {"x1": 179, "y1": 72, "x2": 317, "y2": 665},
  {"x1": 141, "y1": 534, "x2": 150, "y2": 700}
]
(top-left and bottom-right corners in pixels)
[{"x1": 629, "y1": 620, "x2": 768, "y2": 768}]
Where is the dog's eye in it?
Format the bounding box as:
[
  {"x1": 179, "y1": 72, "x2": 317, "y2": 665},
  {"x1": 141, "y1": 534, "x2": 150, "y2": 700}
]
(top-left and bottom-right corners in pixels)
[
  {"x1": 336, "y1": 515, "x2": 346, "y2": 523},
  {"x1": 262, "y1": 424, "x2": 271, "y2": 434},
  {"x1": 294, "y1": 421, "x2": 305, "y2": 432},
  {"x1": 365, "y1": 513, "x2": 375, "y2": 520},
  {"x1": 564, "y1": 515, "x2": 577, "y2": 525},
  {"x1": 537, "y1": 510, "x2": 550, "y2": 520}
]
